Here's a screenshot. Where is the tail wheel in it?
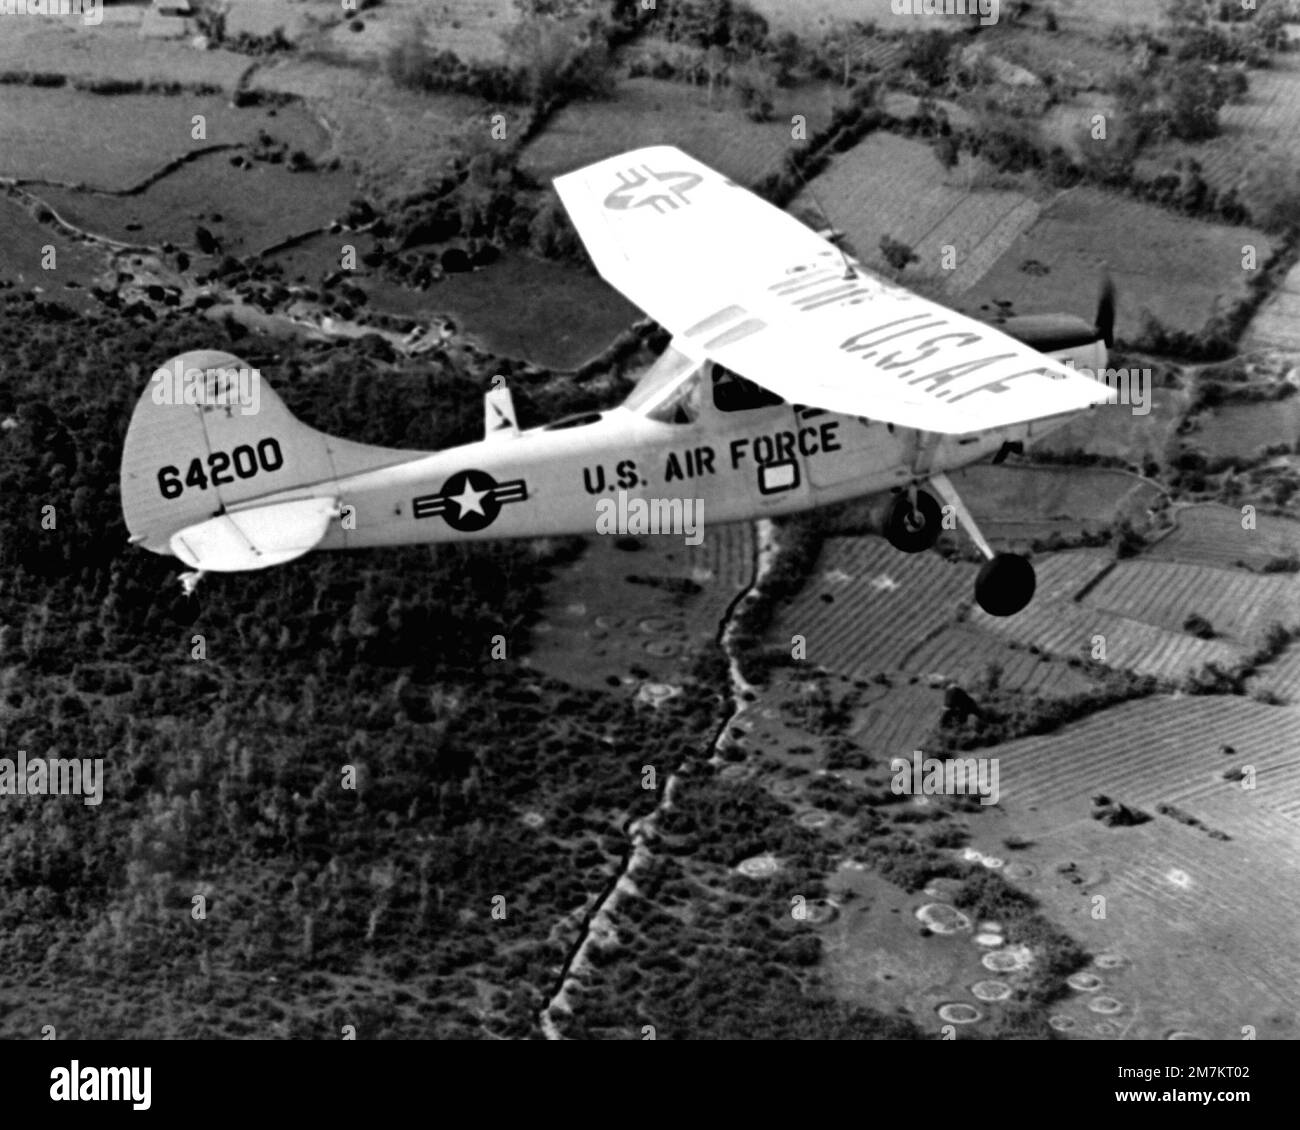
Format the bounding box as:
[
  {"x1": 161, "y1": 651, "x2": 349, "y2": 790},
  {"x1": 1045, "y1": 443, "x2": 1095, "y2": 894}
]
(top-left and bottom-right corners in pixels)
[
  {"x1": 975, "y1": 553, "x2": 1036, "y2": 617},
  {"x1": 884, "y1": 489, "x2": 942, "y2": 554}
]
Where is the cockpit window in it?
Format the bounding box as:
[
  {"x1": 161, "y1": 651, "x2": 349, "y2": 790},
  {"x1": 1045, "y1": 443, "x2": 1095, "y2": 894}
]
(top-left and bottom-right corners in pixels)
[
  {"x1": 646, "y1": 372, "x2": 701, "y2": 424},
  {"x1": 712, "y1": 364, "x2": 784, "y2": 412},
  {"x1": 623, "y1": 346, "x2": 697, "y2": 414},
  {"x1": 624, "y1": 346, "x2": 702, "y2": 424}
]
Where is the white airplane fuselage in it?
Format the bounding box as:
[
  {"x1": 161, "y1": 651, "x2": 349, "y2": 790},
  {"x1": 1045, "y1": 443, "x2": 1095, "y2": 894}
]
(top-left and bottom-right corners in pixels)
[{"x1": 297, "y1": 392, "x2": 1084, "y2": 553}]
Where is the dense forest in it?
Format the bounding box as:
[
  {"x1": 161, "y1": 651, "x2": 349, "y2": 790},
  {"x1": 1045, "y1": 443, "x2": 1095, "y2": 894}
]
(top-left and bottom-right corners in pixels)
[{"x1": 0, "y1": 294, "x2": 938, "y2": 1038}]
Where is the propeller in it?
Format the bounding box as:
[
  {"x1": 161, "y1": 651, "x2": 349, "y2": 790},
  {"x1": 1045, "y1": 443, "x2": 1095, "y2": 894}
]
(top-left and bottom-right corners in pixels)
[{"x1": 1094, "y1": 270, "x2": 1116, "y2": 350}]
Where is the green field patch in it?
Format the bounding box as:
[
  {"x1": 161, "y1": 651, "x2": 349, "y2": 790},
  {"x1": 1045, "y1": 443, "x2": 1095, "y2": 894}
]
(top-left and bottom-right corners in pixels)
[
  {"x1": 1191, "y1": 396, "x2": 1300, "y2": 460},
  {"x1": 959, "y1": 187, "x2": 1274, "y2": 341},
  {"x1": 521, "y1": 76, "x2": 840, "y2": 189},
  {"x1": 792, "y1": 131, "x2": 1044, "y2": 292},
  {"x1": 0, "y1": 88, "x2": 327, "y2": 190},
  {"x1": 1148, "y1": 502, "x2": 1300, "y2": 568},
  {"x1": 0, "y1": 196, "x2": 108, "y2": 309},
  {"x1": 39, "y1": 156, "x2": 358, "y2": 257},
  {"x1": 424, "y1": 251, "x2": 640, "y2": 370},
  {"x1": 953, "y1": 463, "x2": 1161, "y2": 542}
]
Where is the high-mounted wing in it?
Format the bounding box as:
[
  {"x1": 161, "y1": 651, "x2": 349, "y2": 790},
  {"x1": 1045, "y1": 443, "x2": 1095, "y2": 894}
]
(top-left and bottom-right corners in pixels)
[{"x1": 554, "y1": 146, "x2": 1113, "y2": 435}]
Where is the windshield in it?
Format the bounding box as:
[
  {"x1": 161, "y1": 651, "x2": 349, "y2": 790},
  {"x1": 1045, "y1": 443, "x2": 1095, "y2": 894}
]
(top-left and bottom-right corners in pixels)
[{"x1": 622, "y1": 345, "x2": 699, "y2": 416}]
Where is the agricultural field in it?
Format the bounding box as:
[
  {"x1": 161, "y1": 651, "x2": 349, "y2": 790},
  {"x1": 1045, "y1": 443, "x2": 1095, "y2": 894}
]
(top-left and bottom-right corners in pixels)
[
  {"x1": 959, "y1": 187, "x2": 1275, "y2": 341},
  {"x1": 971, "y1": 585, "x2": 1249, "y2": 679},
  {"x1": 1243, "y1": 257, "x2": 1300, "y2": 352},
  {"x1": 950, "y1": 463, "x2": 1163, "y2": 543},
  {"x1": 0, "y1": 8, "x2": 251, "y2": 91},
  {"x1": 1146, "y1": 503, "x2": 1300, "y2": 569},
  {"x1": 422, "y1": 251, "x2": 641, "y2": 370},
  {"x1": 745, "y1": 0, "x2": 939, "y2": 36},
  {"x1": 847, "y1": 681, "x2": 947, "y2": 763},
  {"x1": 521, "y1": 76, "x2": 843, "y2": 189},
  {"x1": 253, "y1": 63, "x2": 491, "y2": 200},
  {"x1": 1080, "y1": 560, "x2": 1300, "y2": 644},
  {"x1": 223, "y1": 0, "x2": 320, "y2": 40},
  {"x1": 773, "y1": 540, "x2": 1111, "y2": 702},
  {"x1": 1049, "y1": 0, "x2": 1171, "y2": 34},
  {"x1": 320, "y1": 0, "x2": 519, "y2": 65},
  {"x1": 905, "y1": 622, "x2": 1099, "y2": 698},
  {"x1": 773, "y1": 536, "x2": 978, "y2": 677},
  {"x1": 1029, "y1": 366, "x2": 1191, "y2": 467},
  {"x1": 1190, "y1": 394, "x2": 1300, "y2": 460},
  {"x1": 0, "y1": 88, "x2": 319, "y2": 191},
  {"x1": 790, "y1": 131, "x2": 1045, "y2": 294},
  {"x1": 39, "y1": 155, "x2": 358, "y2": 258},
  {"x1": 965, "y1": 694, "x2": 1300, "y2": 1038},
  {"x1": 1135, "y1": 50, "x2": 1300, "y2": 194},
  {"x1": 527, "y1": 521, "x2": 755, "y2": 692},
  {"x1": 0, "y1": 196, "x2": 108, "y2": 309},
  {"x1": 778, "y1": 513, "x2": 1259, "y2": 686},
  {"x1": 1247, "y1": 638, "x2": 1300, "y2": 703}
]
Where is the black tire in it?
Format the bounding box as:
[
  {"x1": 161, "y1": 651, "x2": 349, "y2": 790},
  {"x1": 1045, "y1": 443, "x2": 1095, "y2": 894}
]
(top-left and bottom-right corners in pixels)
[
  {"x1": 975, "y1": 553, "x2": 1036, "y2": 617},
  {"x1": 884, "y1": 490, "x2": 942, "y2": 553}
]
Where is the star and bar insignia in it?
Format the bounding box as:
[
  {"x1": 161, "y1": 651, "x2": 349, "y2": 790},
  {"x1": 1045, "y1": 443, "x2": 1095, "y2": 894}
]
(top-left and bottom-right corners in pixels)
[
  {"x1": 411, "y1": 469, "x2": 527, "y2": 532},
  {"x1": 603, "y1": 166, "x2": 703, "y2": 214}
]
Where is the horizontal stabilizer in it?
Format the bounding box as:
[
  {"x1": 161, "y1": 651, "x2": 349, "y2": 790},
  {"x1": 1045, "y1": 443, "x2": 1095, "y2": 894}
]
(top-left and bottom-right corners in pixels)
[{"x1": 170, "y1": 497, "x2": 338, "y2": 572}]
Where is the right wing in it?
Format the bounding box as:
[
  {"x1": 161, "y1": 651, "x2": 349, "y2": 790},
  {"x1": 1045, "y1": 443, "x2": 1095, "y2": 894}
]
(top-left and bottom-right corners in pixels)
[{"x1": 554, "y1": 146, "x2": 1112, "y2": 435}]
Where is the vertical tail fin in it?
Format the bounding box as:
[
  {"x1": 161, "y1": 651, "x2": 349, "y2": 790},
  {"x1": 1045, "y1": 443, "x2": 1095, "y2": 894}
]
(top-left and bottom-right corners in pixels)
[{"x1": 120, "y1": 350, "x2": 414, "y2": 570}]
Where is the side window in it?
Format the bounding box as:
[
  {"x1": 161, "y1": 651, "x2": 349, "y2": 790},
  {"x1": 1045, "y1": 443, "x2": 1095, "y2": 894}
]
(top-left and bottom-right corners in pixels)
[
  {"x1": 712, "y1": 364, "x2": 784, "y2": 413},
  {"x1": 646, "y1": 372, "x2": 701, "y2": 425}
]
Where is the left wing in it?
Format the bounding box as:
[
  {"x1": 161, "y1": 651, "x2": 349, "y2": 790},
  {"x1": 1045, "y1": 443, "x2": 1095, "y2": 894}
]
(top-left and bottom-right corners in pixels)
[{"x1": 554, "y1": 145, "x2": 1113, "y2": 435}]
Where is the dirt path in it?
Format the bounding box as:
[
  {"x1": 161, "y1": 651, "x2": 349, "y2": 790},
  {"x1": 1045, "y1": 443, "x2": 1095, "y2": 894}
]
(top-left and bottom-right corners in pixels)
[{"x1": 538, "y1": 520, "x2": 778, "y2": 1039}]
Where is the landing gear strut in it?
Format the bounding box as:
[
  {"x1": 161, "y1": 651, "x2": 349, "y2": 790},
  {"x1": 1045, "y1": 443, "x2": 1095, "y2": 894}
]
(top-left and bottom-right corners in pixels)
[{"x1": 883, "y1": 489, "x2": 942, "y2": 554}]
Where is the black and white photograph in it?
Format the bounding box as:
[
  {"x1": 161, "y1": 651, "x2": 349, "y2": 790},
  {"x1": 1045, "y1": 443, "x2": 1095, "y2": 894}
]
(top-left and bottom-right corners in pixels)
[{"x1": 0, "y1": 0, "x2": 1294, "y2": 1102}]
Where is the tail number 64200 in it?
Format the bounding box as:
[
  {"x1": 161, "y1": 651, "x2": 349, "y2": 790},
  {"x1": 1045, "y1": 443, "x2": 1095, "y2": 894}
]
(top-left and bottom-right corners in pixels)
[{"x1": 157, "y1": 437, "x2": 284, "y2": 499}]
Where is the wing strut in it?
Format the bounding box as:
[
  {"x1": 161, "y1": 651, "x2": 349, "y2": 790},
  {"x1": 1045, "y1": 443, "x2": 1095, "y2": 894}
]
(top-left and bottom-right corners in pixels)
[{"x1": 928, "y1": 472, "x2": 995, "y2": 561}]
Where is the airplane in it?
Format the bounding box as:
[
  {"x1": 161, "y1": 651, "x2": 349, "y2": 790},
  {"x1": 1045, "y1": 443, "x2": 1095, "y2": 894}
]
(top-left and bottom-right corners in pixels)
[{"x1": 120, "y1": 144, "x2": 1118, "y2": 616}]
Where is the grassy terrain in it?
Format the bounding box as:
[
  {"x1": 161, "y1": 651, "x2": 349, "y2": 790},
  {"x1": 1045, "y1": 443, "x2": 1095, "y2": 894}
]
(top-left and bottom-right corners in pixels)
[
  {"x1": 520, "y1": 75, "x2": 843, "y2": 188},
  {"x1": 790, "y1": 132, "x2": 1044, "y2": 292},
  {"x1": 0, "y1": 196, "x2": 108, "y2": 308},
  {"x1": 0, "y1": 12, "x2": 251, "y2": 90},
  {"x1": 0, "y1": 89, "x2": 325, "y2": 190},
  {"x1": 962, "y1": 695, "x2": 1300, "y2": 1039},
  {"x1": 39, "y1": 158, "x2": 358, "y2": 257},
  {"x1": 960, "y1": 188, "x2": 1276, "y2": 341}
]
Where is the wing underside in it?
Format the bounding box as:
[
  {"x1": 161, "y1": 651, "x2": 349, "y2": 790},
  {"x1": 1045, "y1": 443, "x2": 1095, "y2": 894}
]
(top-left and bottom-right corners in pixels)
[{"x1": 554, "y1": 146, "x2": 1113, "y2": 434}]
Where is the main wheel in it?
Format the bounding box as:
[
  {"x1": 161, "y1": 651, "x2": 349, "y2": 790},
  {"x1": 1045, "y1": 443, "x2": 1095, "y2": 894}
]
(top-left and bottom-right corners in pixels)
[
  {"x1": 883, "y1": 489, "x2": 942, "y2": 554},
  {"x1": 975, "y1": 553, "x2": 1036, "y2": 617}
]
